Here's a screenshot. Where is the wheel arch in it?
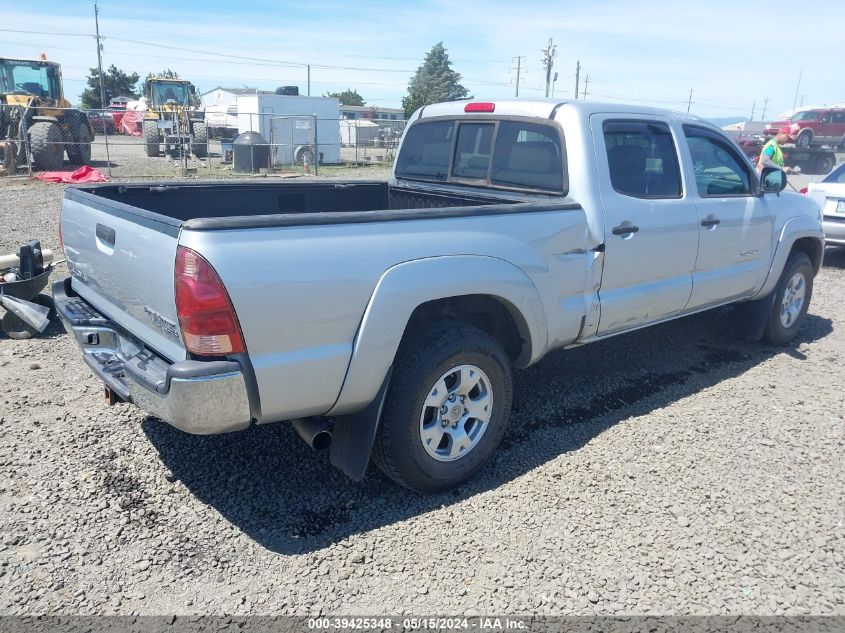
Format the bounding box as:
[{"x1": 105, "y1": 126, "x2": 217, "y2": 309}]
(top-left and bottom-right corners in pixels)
[
  {"x1": 327, "y1": 255, "x2": 548, "y2": 416},
  {"x1": 753, "y1": 216, "x2": 825, "y2": 300}
]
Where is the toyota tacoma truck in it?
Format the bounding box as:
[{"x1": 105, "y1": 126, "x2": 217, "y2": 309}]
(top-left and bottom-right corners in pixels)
[{"x1": 56, "y1": 99, "x2": 825, "y2": 492}]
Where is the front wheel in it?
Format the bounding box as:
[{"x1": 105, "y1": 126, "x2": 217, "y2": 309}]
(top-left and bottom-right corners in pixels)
[
  {"x1": 795, "y1": 131, "x2": 812, "y2": 148},
  {"x1": 763, "y1": 252, "x2": 813, "y2": 345},
  {"x1": 192, "y1": 122, "x2": 208, "y2": 158},
  {"x1": 143, "y1": 120, "x2": 160, "y2": 157},
  {"x1": 372, "y1": 322, "x2": 513, "y2": 493}
]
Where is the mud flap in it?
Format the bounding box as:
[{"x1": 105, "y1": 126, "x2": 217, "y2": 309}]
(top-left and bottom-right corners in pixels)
[
  {"x1": 730, "y1": 292, "x2": 776, "y2": 342},
  {"x1": 329, "y1": 367, "x2": 392, "y2": 481}
]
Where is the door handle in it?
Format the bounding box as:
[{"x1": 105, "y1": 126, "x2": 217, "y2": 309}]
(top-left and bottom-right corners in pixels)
[
  {"x1": 611, "y1": 224, "x2": 640, "y2": 236},
  {"x1": 700, "y1": 217, "x2": 721, "y2": 228}
]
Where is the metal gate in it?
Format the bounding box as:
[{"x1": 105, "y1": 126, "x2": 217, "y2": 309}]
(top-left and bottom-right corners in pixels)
[{"x1": 269, "y1": 115, "x2": 318, "y2": 171}]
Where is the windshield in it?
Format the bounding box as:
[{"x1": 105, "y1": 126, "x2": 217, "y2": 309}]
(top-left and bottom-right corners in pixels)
[
  {"x1": 0, "y1": 60, "x2": 59, "y2": 98},
  {"x1": 791, "y1": 111, "x2": 821, "y2": 121},
  {"x1": 151, "y1": 81, "x2": 190, "y2": 106}
]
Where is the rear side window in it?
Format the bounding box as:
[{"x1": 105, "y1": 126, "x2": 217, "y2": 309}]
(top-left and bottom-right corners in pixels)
[
  {"x1": 683, "y1": 126, "x2": 753, "y2": 197},
  {"x1": 603, "y1": 121, "x2": 682, "y2": 198},
  {"x1": 394, "y1": 120, "x2": 454, "y2": 181},
  {"x1": 491, "y1": 121, "x2": 563, "y2": 191},
  {"x1": 396, "y1": 117, "x2": 566, "y2": 193}
]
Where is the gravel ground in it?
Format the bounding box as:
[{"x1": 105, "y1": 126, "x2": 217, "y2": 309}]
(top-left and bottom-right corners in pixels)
[{"x1": 0, "y1": 178, "x2": 843, "y2": 616}]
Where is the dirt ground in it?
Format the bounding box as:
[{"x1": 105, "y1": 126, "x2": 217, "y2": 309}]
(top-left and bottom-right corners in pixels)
[{"x1": 0, "y1": 178, "x2": 843, "y2": 616}]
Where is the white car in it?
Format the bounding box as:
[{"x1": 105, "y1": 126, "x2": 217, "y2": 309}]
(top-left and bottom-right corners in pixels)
[{"x1": 807, "y1": 163, "x2": 845, "y2": 245}]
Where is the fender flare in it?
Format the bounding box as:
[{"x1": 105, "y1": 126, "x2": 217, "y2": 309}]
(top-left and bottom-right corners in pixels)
[
  {"x1": 752, "y1": 216, "x2": 825, "y2": 300},
  {"x1": 327, "y1": 255, "x2": 548, "y2": 416}
]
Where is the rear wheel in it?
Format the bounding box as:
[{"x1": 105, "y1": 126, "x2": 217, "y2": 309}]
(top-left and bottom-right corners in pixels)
[
  {"x1": 1, "y1": 311, "x2": 37, "y2": 340},
  {"x1": 66, "y1": 117, "x2": 92, "y2": 165},
  {"x1": 372, "y1": 322, "x2": 512, "y2": 492},
  {"x1": 763, "y1": 252, "x2": 813, "y2": 345},
  {"x1": 192, "y1": 121, "x2": 208, "y2": 158},
  {"x1": 295, "y1": 146, "x2": 314, "y2": 166},
  {"x1": 143, "y1": 120, "x2": 160, "y2": 157},
  {"x1": 29, "y1": 121, "x2": 64, "y2": 171},
  {"x1": 815, "y1": 154, "x2": 834, "y2": 175}
]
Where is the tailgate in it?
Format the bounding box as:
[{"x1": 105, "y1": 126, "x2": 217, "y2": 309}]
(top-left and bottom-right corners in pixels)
[{"x1": 61, "y1": 188, "x2": 186, "y2": 362}]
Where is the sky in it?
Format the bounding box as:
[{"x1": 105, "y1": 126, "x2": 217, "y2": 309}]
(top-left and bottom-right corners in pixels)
[{"x1": 1, "y1": 0, "x2": 842, "y2": 120}]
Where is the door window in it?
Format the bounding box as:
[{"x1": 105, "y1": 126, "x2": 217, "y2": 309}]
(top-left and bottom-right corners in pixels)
[
  {"x1": 683, "y1": 126, "x2": 753, "y2": 197},
  {"x1": 603, "y1": 121, "x2": 682, "y2": 198},
  {"x1": 831, "y1": 112, "x2": 845, "y2": 124}
]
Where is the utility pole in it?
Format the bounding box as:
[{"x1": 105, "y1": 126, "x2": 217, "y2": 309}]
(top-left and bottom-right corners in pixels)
[
  {"x1": 582, "y1": 74, "x2": 589, "y2": 100},
  {"x1": 687, "y1": 88, "x2": 693, "y2": 113},
  {"x1": 791, "y1": 70, "x2": 802, "y2": 114},
  {"x1": 94, "y1": 1, "x2": 106, "y2": 108},
  {"x1": 761, "y1": 97, "x2": 769, "y2": 121},
  {"x1": 551, "y1": 72, "x2": 558, "y2": 97},
  {"x1": 541, "y1": 38, "x2": 556, "y2": 98},
  {"x1": 574, "y1": 60, "x2": 580, "y2": 100},
  {"x1": 800, "y1": 94, "x2": 805, "y2": 107},
  {"x1": 750, "y1": 100, "x2": 755, "y2": 121},
  {"x1": 511, "y1": 56, "x2": 525, "y2": 97},
  {"x1": 307, "y1": 65, "x2": 311, "y2": 96}
]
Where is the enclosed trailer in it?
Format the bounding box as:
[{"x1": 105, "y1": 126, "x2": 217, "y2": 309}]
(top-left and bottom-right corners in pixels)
[{"x1": 236, "y1": 94, "x2": 340, "y2": 165}]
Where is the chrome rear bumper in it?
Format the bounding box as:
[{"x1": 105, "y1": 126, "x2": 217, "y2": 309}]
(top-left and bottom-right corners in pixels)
[{"x1": 54, "y1": 278, "x2": 252, "y2": 434}]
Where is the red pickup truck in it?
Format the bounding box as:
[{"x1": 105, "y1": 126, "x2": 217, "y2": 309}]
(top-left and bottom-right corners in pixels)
[{"x1": 764, "y1": 108, "x2": 845, "y2": 149}]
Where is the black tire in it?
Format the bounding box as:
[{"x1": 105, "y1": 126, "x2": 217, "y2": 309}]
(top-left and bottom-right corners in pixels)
[
  {"x1": 1, "y1": 311, "x2": 37, "y2": 340},
  {"x1": 192, "y1": 122, "x2": 208, "y2": 158},
  {"x1": 795, "y1": 130, "x2": 812, "y2": 148},
  {"x1": 29, "y1": 121, "x2": 64, "y2": 171},
  {"x1": 66, "y1": 116, "x2": 92, "y2": 165},
  {"x1": 0, "y1": 140, "x2": 16, "y2": 176},
  {"x1": 143, "y1": 120, "x2": 160, "y2": 157},
  {"x1": 32, "y1": 294, "x2": 56, "y2": 321},
  {"x1": 815, "y1": 154, "x2": 834, "y2": 175},
  {"x1": 763, "y1": 252, "x2": 814, "y2": 345},
  {"x1": 372, "y1": 322, "x2": 513, "y2": 493}
]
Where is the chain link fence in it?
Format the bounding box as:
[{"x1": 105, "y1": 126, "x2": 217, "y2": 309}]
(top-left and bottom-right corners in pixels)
[{"x1": 0, "y1": 106, "x2": 405, "y2": 181}]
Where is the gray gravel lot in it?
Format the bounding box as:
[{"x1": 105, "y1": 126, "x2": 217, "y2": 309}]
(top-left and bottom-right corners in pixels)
[{"x1": 0, "y1": 177, "x2": 843, "y2": 616}]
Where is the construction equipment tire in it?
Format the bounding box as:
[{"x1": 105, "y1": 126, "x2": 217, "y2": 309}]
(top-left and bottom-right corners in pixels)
[{"x1": 29, "y1": 121, "x2": 64, "y2": 171}]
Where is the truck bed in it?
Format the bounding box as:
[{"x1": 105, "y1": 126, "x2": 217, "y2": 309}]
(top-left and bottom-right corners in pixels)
[{"x1": 70, "y1": 181, "x2": 563, "y2": 230}]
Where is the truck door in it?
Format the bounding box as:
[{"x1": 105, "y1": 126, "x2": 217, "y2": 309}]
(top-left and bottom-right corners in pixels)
[
  {"x1": 591, "y1": 116, "x2": 699, "y2": 335},
  {"x1": 680, "y1": 125, "x2": 773, "y2": 310},
  {"x1": 830, "y1": 111, "x2": 845, "y2": 147}
]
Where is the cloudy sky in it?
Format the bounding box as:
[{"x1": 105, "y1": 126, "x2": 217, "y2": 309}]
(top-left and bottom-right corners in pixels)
[{"x1": 1, "y1": 0, "x2": 842, "y2": 119}]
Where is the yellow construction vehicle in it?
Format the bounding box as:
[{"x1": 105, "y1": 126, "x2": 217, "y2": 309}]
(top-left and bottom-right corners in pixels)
[
  {"x1": 142, "y1": 77, "x2": 207, "y2": 158},
  {"x1": 0, "y1": 55, "x2": 93, "y2": 174}
]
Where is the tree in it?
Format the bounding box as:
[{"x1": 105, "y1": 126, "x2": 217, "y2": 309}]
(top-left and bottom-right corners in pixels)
[
  {"x1": 402, "y1": 42, "x2": 469, "y2": 118},
  {"x1": 79, "y1": 65, "x2": 140, "y2": 109},
  {"x1": 324, "y1": 89, "x2": 366, "y2": 106}
]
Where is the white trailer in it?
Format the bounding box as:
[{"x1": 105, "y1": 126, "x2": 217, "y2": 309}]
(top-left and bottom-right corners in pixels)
[{"x1": 236, "y1": 94, "x2": 340, "y2": 165}]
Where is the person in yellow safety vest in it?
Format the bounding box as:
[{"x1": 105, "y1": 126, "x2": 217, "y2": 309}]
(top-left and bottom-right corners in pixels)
[{"x1": 757, "y1": 131, "x2": 794, "y2": 175}]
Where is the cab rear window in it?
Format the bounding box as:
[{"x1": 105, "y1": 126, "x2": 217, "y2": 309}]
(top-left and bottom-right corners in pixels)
[{"x1": 395, "y1": 118, "x2": 566, "y2": 194}]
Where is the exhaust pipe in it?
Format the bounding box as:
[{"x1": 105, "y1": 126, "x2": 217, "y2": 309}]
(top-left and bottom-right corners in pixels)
[{"x1": 291, "y1": 418, "x2": 332, "y2": 451}]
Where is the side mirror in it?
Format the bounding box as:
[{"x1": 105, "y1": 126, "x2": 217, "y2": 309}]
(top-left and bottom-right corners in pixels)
[{"x1": 761, "y1": 167, "x2": 787, "y2": 193}]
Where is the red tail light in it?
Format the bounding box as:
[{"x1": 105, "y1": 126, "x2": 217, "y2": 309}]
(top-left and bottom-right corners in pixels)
[
  {"x1": 464, "y1": 102, "x2": 495, "y2": 113},
  {"x1": 174, "y1": 246, "x2": 245, "y2": 356},
  {"x1": 799, "y1": 187, "x2": 808, "y2": 195}
]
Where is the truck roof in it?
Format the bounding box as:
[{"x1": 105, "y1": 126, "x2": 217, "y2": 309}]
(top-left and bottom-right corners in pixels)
[{"x1": 416, "y1": 98, "x2": 708, "y2": 124}]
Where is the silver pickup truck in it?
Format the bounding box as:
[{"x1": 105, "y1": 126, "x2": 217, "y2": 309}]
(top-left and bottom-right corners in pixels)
[{"x1": 56, "y1": 99, "x2": 824, "y2": 492}]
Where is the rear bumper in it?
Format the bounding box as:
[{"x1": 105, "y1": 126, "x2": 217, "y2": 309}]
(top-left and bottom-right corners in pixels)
[
  {"x1": 54, "y1": 278, "x2": 252, "y2": 434},
  {"x1": 823, "y1": 216, "x2": 845, "y2": 245}
]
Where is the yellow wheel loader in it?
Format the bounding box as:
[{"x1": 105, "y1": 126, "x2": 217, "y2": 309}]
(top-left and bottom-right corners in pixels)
[
  {"x1": 0, "y1": 56, "x2": 93, "y2": 174},
  {"x1": 142, "y1": 78, "x2": 207, "y2": 159}
]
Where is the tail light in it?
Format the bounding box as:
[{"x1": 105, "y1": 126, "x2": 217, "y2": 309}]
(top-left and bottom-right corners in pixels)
[
  {"x1": 174, "y1": 246, "x2": 245, "y2": 355},
  {"x1": 799, "y1": 187, "x2": 808, "y2": 195}
]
